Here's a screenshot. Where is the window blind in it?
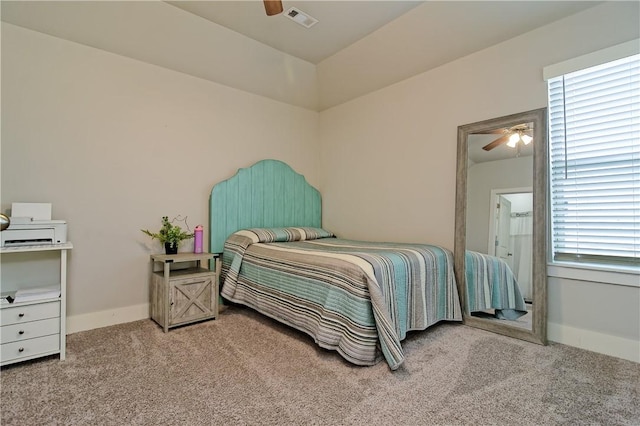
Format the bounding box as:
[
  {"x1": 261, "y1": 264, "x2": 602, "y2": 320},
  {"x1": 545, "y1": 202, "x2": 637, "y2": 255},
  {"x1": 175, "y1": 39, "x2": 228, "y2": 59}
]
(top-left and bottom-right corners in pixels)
[{"x1": 548, "y1": 53, "x2": 640, "y2": 266}]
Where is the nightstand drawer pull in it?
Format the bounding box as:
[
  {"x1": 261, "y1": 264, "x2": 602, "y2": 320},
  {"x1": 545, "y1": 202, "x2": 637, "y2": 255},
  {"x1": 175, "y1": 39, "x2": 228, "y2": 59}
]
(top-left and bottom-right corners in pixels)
[
  {"x1": 18, "y1": 313, "x2": 24, "y2": 318},
  {"x1": 18, "y1": 330, "x2": 24, "y2": 335},
  {"x1": 18, "y1": 347, "x2": 24, "y2": 353}
]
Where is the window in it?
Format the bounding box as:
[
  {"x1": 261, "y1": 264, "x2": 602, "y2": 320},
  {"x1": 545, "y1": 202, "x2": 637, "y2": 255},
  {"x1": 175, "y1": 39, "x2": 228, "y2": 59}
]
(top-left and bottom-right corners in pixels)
[{"x1": 546, "y1": 47, "x2": 639, "y2": 267}]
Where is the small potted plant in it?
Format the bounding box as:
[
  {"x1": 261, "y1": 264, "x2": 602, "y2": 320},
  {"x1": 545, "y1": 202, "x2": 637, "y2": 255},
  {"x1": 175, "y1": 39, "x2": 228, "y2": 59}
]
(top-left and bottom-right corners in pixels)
[{"x1": 142, "y1": 216, "x2": 193, "y2": 254}]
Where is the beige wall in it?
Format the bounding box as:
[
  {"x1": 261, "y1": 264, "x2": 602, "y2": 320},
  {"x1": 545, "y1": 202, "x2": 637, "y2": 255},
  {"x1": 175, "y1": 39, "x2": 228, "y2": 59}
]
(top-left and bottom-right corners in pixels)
[
  {"x1": 320, "y1": 2, "x2": 639, "y2": 245},
  {"x1": 466, "y1": 156, "x2": 533, "y2": 254},
  {"x1": 1, "y1": 1, "x2": 318, "y2": 110},
  {"x1": 319, "y1": 2, "x2": 639, "y2": 361},
  {"x1": 1, "y1": 23, "x2": 320, "y2": 326}
]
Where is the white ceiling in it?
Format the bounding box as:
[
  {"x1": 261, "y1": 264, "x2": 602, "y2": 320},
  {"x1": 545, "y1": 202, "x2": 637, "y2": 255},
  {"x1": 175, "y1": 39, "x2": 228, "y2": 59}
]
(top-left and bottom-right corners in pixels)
[
  {"x1": 1, "y1": 1, "x2": 603, "y2": 110},
  {"x1": 167, "y1": 1, "x2": 601, "y2": 65},
  {"x1": 168, "y1": 1, "x2": 422, "y2": 64}
]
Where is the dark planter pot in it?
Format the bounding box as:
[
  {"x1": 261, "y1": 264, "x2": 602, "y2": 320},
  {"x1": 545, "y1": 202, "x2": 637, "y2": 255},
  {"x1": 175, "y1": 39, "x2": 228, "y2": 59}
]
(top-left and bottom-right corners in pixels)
[{"x1": 164, "y1": 242, "x2": 178, "y2": 255}]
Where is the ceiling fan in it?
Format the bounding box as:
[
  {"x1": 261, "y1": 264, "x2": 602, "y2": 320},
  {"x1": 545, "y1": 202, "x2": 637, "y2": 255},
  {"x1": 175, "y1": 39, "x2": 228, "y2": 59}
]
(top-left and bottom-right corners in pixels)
[
  {"x1": 475, "y1": 124, "x2": 534, "y2": 151},
  {"x1": 264, "y1": 0, "x2": 284, "y2": 16},
  {"x1": 262, "y1": 1, "x2": 319, "y2": 28}
]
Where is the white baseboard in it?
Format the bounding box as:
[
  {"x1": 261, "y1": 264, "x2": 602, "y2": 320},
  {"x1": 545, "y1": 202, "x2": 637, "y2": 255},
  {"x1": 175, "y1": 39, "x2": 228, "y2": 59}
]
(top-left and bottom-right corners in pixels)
[
  {"x1": 66, "y1": 303, "x2": 149, "y2": 334},
  {"x1": 548, "y1": 322, "x2": 640, "y2": 363}
]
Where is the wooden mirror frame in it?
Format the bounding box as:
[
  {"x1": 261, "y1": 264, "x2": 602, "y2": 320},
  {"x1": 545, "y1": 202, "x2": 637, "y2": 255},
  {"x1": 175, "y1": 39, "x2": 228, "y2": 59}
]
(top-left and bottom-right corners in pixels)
[{"x1": 454, "y1": 108, "x2": 547, "y2": 345}]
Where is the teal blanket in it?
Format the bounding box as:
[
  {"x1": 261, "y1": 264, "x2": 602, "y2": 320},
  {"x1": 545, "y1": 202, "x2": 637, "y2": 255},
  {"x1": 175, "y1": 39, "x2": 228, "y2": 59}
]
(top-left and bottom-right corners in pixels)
[
  {"x1": 465, "y1": 250, "x2": 527, "y2": 318},
  {"x1": 221, "y1": 228, "x2": 462, "y2": 370}
]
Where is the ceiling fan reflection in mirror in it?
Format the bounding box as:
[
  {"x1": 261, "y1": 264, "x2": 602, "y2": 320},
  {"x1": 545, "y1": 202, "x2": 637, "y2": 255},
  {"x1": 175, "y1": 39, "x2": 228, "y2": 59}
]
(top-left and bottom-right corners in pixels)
[{"x1": 475, "y1": 123, "x2": 534, "y2": 151}]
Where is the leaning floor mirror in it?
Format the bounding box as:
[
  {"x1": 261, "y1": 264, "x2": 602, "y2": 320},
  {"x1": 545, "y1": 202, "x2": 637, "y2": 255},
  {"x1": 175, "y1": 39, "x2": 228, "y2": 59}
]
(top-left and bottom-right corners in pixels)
[{"x1": 454, "y1": 108, "x2": 547, "y2": 345}]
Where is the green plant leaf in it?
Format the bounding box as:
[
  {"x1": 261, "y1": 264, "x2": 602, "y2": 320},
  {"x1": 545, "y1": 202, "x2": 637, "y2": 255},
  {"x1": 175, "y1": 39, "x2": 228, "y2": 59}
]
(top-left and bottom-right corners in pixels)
[{"x1": 141, "y1": 216, "x2": 194, "y2": 244}]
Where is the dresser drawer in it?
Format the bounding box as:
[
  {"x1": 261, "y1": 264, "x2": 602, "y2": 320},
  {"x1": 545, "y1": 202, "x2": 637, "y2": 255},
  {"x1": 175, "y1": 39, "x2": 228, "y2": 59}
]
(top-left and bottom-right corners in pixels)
[
  {"x1": 0, "y1": 301, "x2": 60, "y2": 326},
  {"x1": 0, "y1": 318, "x2": 60, "y2": 344},
  {"x1": 1, "y1": 334, "x2": 60, "y2": 364}
]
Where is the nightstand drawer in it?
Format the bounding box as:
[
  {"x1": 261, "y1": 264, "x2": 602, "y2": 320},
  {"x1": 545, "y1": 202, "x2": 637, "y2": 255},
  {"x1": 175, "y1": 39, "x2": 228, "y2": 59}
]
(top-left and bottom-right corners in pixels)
[
  {"x1": 0, "y1": 301, "x2": 60, "y2": 326},
  {"x1": 1, "y1": 318, "x2": 60, "y2": 344},
  {"x1": 1, "y1": 334, "x2": 60, "y2": 364}
]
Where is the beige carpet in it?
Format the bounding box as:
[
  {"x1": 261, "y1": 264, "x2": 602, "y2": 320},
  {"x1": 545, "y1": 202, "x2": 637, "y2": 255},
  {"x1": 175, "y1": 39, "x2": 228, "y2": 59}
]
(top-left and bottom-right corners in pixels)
[{"x1": 1, "y1": 305, "x2": 638, "y2": 425}]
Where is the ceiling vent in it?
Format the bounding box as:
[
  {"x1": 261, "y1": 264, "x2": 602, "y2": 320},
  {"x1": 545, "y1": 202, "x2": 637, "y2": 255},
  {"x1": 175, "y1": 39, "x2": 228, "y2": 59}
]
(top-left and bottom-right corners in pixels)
[{"x1": 285, "y1": 7, "x2": 318, "y2": 29}]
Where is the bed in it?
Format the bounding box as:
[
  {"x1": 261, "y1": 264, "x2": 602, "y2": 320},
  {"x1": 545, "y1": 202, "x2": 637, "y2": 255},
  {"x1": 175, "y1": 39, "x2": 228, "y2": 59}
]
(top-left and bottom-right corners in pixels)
[
  {"x1": 465, "y1": 250, "x2": 527, "y2": 320},
  {"x1": 210, "y1": 159, "x2": 462, "y2": 370}
]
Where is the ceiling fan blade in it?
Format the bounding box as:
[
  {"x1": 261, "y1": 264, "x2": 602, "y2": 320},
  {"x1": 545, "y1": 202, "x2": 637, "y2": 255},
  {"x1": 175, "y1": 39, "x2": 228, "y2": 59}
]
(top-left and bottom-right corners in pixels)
[
  {"x1": 473, "y1": 128, "x2": 507, "y2": 135},
  {"x1": 264, "y1": 0, "x2": 283, "y2": 16},
  {"x1": 482, "y1": 134, "x2": 511, "y2": 151}
]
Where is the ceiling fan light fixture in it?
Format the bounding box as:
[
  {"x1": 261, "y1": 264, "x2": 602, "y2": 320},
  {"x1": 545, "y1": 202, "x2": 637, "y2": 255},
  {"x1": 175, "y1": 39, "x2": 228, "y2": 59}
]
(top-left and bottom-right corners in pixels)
[
  {"x1": 521, "y1": 134, "x2": 533, "y2": 145},
  {"x1": 507, "y1": 133, "x2": 520, "y2": 148}
]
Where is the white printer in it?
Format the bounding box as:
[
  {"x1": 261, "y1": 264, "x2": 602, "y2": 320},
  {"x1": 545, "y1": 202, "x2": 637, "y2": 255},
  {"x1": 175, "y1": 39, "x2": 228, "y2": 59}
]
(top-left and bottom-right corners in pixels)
[
  {"x1": 1, "y1": 219, "x2": 68, "y2": 247},
  {"x1": 0, "y1": 203, "x2": 68, "y2": 247}
]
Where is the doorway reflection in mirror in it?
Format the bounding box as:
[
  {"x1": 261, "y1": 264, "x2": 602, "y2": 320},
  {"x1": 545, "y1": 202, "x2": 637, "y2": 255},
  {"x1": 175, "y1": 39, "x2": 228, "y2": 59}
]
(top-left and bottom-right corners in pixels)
[{"x1": 490, "y1": 191, "x2": 533, "y2": 301}]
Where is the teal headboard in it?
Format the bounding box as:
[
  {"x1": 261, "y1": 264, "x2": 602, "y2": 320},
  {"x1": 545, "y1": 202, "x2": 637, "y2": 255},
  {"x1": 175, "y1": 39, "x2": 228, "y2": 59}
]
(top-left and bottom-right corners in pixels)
[{"x1": 209, "y1": 159, "x2": 322, "y2": 254}]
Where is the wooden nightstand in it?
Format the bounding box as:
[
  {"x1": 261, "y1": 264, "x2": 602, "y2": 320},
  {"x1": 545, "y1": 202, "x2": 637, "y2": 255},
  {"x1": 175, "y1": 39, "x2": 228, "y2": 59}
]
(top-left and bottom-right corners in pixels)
[{"x1": 149, "y1": 252, "x2": 219, "y2": 332}]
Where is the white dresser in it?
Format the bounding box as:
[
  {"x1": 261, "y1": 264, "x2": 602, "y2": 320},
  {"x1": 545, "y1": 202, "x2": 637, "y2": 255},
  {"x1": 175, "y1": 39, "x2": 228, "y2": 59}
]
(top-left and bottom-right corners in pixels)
[{"x1": 0, "y1": 243, "x2": 72, "y2": 366}]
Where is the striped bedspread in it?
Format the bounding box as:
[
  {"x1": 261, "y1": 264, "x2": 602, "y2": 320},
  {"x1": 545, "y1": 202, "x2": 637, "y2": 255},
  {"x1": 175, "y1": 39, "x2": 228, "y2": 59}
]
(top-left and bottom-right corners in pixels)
[
  {"x1": 465, "y1": 250, "x2": 527, "y2": 319},
  {"x1": 221, "y1": 228, "x2": 462, "y2": 370}
]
